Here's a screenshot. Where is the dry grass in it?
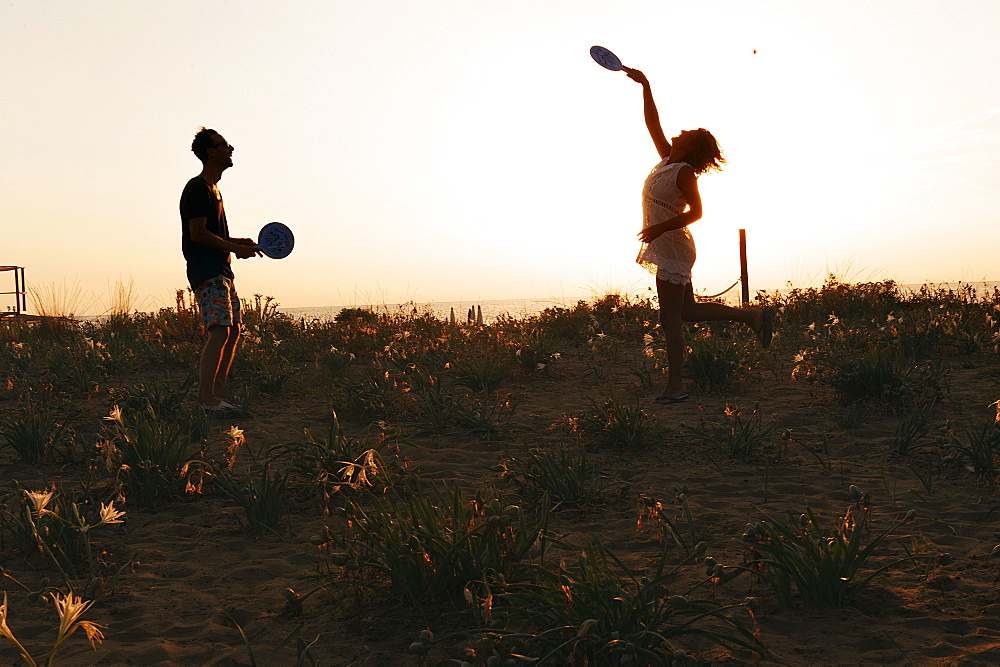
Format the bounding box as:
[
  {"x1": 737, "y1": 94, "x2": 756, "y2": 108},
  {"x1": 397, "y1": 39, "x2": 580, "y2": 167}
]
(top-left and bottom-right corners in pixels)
[{"x1": 27, "y1": 279, "x2": 97, "y2": 319}]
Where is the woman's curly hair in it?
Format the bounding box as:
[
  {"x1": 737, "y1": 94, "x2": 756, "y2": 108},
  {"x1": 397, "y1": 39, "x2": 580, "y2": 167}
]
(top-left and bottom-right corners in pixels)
[{"x1": 685, "y1": 128, "x2": 725, "y2": 175}]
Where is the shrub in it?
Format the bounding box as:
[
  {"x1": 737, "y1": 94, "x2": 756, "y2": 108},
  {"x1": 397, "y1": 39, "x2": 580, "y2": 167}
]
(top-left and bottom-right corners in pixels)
[
  {"x1": 467, "y1": 542, "x2": 760, "y2": 662},
  {"x1": 0, "y1": 408, "x2": 74, "y2": 464},
  {"x1": 685, "y1": 335, "x2": 742, "y2": 390},
  {"x1": 945, "y1": 416, "x2": 1000, "y2": 479},
  {"x1": 682, "y1": 402, "x2": 774, "y2": 459},
  {"x1": 103, "y1": 405, "x2": 198, "y2": 508},
  {"x1": 211, "y1": 463, "x2": 289, "y2": 538},
  {"x1": 741, "y1": 488, "x2": 928, "y2": 607},
  {"x1": 501, "y1": 445, "x2": 605, "y2": 509},
  {"x1": 450, "y1": 355, "x2": 510, "y2": 393},
  {"x1": 268, "y1": 414, "x2": 401, "y2": 505},
  {"x1": 320, "y1": 486, "x2": 551, "y2": 604},
  {"x1": 576, "y1": 397, "x2": 650, "y2": 450}
]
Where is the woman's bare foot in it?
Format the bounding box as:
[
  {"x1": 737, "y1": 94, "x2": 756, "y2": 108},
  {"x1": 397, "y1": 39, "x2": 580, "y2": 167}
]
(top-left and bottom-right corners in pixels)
[
  {"x1": 654, "y1": 382, "x2": 689, "y2": 404},
  {"x1": 654, "y1": 392, "x2": 690, "y2": 405},
  {"x1": 202, "y1": 399, "x2": 238, "y2": 412}
]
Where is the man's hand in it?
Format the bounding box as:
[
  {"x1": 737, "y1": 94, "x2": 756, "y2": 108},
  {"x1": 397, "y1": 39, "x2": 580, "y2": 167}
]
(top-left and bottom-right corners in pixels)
[
  {"x1": 231, "y1": 238, "x2": 262, "y2": 258},
  {"x1": 232, "y1": 242, "x2": 262, "y2": 259}
]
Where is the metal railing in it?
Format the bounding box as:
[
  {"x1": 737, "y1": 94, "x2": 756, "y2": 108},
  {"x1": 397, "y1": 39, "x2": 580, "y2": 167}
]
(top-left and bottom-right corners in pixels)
[{"x1": 0, "y1": 266, "x2": 27, "y2": 317}]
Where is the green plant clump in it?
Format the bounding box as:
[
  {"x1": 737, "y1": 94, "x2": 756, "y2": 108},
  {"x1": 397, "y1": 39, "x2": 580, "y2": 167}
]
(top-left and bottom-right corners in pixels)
[
  {"x1": 577, "y1": 397, "x2": 650, "y2": 450},
  {"x1": 458, "y1": 542, "x2": 761, "y2": 663},
  {"x1": 103, "y1": 405, "x2": 199, "y2": 509},
  {"x1": 320, "y1": 486, "x2": 551, "y2": 604},
  {"x1": 741, "y1": 488, "x2": 929, "y2": 607},
  {"x1": 683, "y1": 402, "x2": 774, "y2": 459},
  {"x1": 684, "y1": 335, "x2": 742, "y2": 390},
  {"x1": 501, "y1": 445, "x2": 605, "y2": 509}
]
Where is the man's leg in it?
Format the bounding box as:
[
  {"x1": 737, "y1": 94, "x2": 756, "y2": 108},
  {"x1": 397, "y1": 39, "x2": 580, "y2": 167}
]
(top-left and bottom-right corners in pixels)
[
  {"x1": 194, "y1": 275, "x2": 242, "y2": 407},
  {"x1": 199, "y1": 325, "x2": 230, "y2": 406},
  {"x1": 213, "y1": 324, "x2": 241, "y2": 401}
]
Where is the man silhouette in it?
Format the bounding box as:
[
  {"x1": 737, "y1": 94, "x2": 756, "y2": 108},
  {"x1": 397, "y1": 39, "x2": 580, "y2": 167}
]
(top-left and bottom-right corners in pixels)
[{"x1": 180, "y1": 128, "x2": 260, "y2": 409}]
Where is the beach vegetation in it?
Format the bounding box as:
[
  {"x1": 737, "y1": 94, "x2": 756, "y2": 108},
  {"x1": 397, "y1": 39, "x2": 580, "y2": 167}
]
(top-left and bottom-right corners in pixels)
[
  {"x1": 636, "y1": 486, "x2": 701, "y2": 553},
  {"x1": 102, "y1": 405, "x2": 200, "y2": 509},
  {"x1": 889, "y1": 397, "x2": 937, "y2": 455},
  {"x1": 575, "y1": 396, "x2": 650, "y2": 450},
  {"x1": 108, "y1": 378, "x2": 194, "y2": 418},
  {"x1": 944, "y1": 415, "x2": 1000, "y2": 480},
  {"x1": 684, "y1": 334, "x2": 743, "y2": 390},
  {"x1": 338, "y1": 366, "x2": 406, "y2": 421},
  {"x1": 267, "y1": 413, "x2": 404, "y2": 508},
  {"x1": 449, "y1": 541, "x2": 760, "y2": 663},
  {"x1": 740, "y1": 487, "x2": 931, "y2": 607},
  {"x1": 0, "y1": 590, "x2": 106, "y2": 666},
  {"x1": 499, "y1": 444, "x2": 607, "y2": 509},
  {"x1": 450, "y1": 355, "x2": 510, "y2": 393},
  {"x1": 407, "y1": 372, "x2": 456, "y2": 435},
  {"x1": 211, "y1": 462, "x2": 289, "y2": 538},
  {"x1": 229, "y1": 613, "x2": 320, "y2": 667},
  {"x1": 315, "y1": 347, "x2": 354, "y2": 383},
  {"x1": 27, "y1": 279, "x2": 97, "y2": 321},
  {"x1": 757, "y1": 275, "x2": 902, "y2": 331},
  {"x1": 512, "y1": 332, "x2": 561, "y2": 375},
  {"x1": 319, "y1": 486, "x2": 552, "y2": 605},
  {"x1": 0, "y1": 408, "x2": 74, "y2": 464},
  {"x1": 2, "y1": 280, "x2": 997, "y2": 661},
  {"x1": 451, "y1": 392, "x2": 519, "y2": 441},
  {"x1": 45, "y1": 345, "x2": 103, "y2": 394},
  {"x1": 682, "y1": 402, "x2": 774, "y2": 459},
  {"x1": 0, "y1": 487, "x2": 129, "y2": 598}
]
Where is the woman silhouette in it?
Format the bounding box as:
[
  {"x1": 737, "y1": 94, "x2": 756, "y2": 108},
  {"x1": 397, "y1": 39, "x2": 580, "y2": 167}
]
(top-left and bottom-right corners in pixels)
[{"x1": 624, "y1": 67, "x2": 771, "y2": 404}]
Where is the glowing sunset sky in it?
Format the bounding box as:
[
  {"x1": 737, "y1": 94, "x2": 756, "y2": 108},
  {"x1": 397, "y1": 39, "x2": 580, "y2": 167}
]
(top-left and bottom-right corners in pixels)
[{"x1": 2, "y1": 0, "x2": 998, "y2": 314}]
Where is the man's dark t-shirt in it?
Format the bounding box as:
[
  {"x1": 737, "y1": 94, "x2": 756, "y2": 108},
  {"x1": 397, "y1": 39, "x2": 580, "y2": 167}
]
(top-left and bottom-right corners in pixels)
[{"x1": 180, "y1": 177, "x2": 234, "y2": 290}]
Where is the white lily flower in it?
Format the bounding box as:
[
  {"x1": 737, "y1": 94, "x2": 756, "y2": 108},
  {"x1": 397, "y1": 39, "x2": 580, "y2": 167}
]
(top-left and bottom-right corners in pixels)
[
  {"x1": 25, "y1": 490, "x2": 54, "y2": 514},
  {"x1": 98, "y1": 501, "x2": 126, "y2": 525},
  {"x1": 0, "y1": 591, "x2": 14, "y2": 641},
  {"x1": 224, "y1": 426, "x2": 245, "y2": 448},
  {"x1": 0, "y1": 592, "x2": 32, "y2": 663},
  {"x1": 51, "y1": 592, "x2": 105, "y2": 652}
]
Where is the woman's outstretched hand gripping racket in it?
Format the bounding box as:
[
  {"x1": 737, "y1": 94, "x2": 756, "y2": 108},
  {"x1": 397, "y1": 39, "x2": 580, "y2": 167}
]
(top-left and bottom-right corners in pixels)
[
  {"x1": 255, "y1": 222, "x2": 294, "y2": 259},
  {"x1": 590, "y1": 45, "x2": 625, "y2": 71}
]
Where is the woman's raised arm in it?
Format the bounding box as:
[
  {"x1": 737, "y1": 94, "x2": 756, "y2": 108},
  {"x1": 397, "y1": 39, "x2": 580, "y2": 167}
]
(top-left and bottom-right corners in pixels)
[{"x1": 624, "y1": 67, "x2": 671, "y2": 159}]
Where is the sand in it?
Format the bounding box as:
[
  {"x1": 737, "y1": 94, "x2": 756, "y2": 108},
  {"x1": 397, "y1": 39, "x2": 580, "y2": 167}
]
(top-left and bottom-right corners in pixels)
[{"x1": 2, "y1": 311, "x2": 1000, "y2": 664}]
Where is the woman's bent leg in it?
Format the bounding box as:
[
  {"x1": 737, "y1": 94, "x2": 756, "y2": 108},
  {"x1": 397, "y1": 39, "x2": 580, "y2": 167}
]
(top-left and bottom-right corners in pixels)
[{"x1": 679, "y1": 284, "x2": 765, "y2": 340}]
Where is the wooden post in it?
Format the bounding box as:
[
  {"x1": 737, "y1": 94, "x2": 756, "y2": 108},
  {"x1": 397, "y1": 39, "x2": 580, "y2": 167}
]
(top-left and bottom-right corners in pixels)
[{"x1": 739, "y1": 229, "x2": 749, "y2": 306}]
